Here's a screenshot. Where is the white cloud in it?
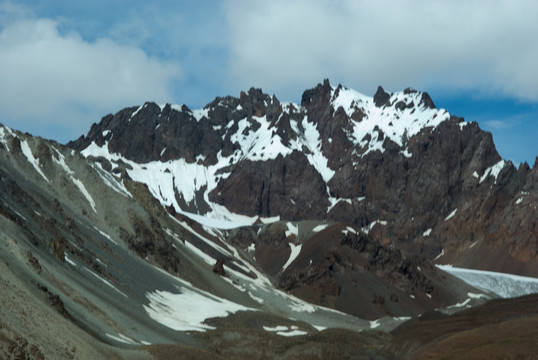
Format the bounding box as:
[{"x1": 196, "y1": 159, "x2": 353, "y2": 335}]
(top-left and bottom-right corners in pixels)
[
  {"x1": 224, "y1": 0, "x2": 538, "y2": 102},
  {"x1": 0, "y1": 5, "x2": 181, "y2": 141},
  {"x1": 485, "y1": 120, "x2": 512, "y2": 130}
]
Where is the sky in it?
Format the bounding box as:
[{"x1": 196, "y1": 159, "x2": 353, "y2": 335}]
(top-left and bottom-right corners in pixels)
[{"x1": 0, "y1": 0, "x2": 536, "y2": 165}]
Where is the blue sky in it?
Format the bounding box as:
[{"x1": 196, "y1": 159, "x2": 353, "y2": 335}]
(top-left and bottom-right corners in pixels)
[{"x1": 0, "y1": 0, "x2": 536, "y2": 165}]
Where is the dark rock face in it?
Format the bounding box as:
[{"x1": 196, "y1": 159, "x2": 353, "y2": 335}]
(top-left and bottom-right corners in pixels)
[
  {"x1": 212, "y1": 258, "x2": 226, "y2": 276},
  {"x1": 373, "y1": 86, "x2": 390, "y2": 107},
  {"x1": 209, "y1": 152, "x2": 329, "y2": 219},
  {"x1": 69, "y1": 79, "x2": 537, "y2": 277}
]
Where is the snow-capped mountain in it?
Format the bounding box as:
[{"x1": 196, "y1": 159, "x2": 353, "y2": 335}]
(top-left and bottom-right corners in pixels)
[
  {"x1": 70, "y1": 79, "x2": 537, "y2": 277},
  {"x1": 0, "y1": 80, "x2": 536, "y2": 359}
]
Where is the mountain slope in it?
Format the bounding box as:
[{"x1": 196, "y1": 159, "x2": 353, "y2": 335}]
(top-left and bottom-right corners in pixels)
[
  {"x1": 69, "y1": 80, "x2": 537, "y2": 277},
  {"x1": 3, "y1": 122, "x2": 473, "y2": 359},
  {"x1": 0, "y1": 79, "x2": 536, "y2": 359}
]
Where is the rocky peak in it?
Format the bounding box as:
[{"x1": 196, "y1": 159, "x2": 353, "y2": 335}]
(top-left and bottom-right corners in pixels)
[
  {"x1": 301, "y1": 78, "x2": 332, "y2": 108},
  {"x1": 373, "y1": 86, "x2": 391, "y2": 107}
]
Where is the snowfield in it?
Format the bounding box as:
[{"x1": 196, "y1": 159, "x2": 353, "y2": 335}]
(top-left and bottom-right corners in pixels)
[
  {"x1": 79, "y1": 84, "x2": 461, "y2": 226},
  {"x1": 437, "y1": 265, "x2": 538, "y2": 298},
  {"x1": 144, "y1": 286, "x2": 253, "y2": 332}
]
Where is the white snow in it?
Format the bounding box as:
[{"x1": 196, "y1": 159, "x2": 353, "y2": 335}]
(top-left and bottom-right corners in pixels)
[
  {"x1": 263, "y1": 325, "x2": 289, "y2": 332},
  {"x1": 400, "y1": 148, "x2": 413, "y2": 158},
  {"x1": 191, "y1": 108, "x2": 209, "y2": 121},
  {"x1": 65, "y1": 255, "x2": 76, "y2": 266},
  {"x1": 436, "y1": 265, "x2": 538, "y2": 298},
  {"x1": 467, "y1": 292, "x2": 488, "y2": 299},
  {"x1": 282, "y1": 243, "x2": 302, "y2": 272},
  {"x1": 292, "y1": 116, "x2": 335, "y2": 183},
  {"x1": 423, "y1": 228, "x2": 432, "y2": 237},
  {"x1": 52, "y1": 148, "x2": 97, "y2": 212},
  {"x1": 312, "y1": 224, "x2": 328, "y2": 233},
  {"x1": 81, "y1": 141, "x2": 268, "y2": 227},
  {"x1": 83, "y1": 267, "x2": 127, "y2": 298},
  {"x1": 469, "y1": 240, "x2": 479, "y2": 249},
  {"x1": 445, "y1": 208, "x2": 457, "y2": 221},
  {"x1": 363, "y1": 220, "x2": 388, "y2": 234},
  {"x1": 479, "y1": 160, "x2": 506, "y2": 184},
  {"x1": 130, "y1": 105, "x2": 143, "y2": 120},
  {"x1": 144, "y1": 287, "x2": 253, "y2": 332},
  {"x1": 515, "y1": 198, "x2": 523, "y2": 205},
  {"x1": 277, "y1": 329, "x2": 308, "y2": 337},
  {"x1": 330, "y1": 85, "x2": 453, "y2": 157},
  {"x1": 92, "y1": 226, "x2": 117, "y2": 245},
  {"x1": 346, "y1": 226, "x2": 357, "y2": 234},
  {"x1": 433, "y1": 249, "x2": 444, "y2": 261},
  {"x1": 20, "y1": 140, "x2": 49, "y2": 183},
  {"x1": 472, "y1": 171, "x2": 479, "y2": 179},
  {"x1": 91, "y1": 162, "x2": 131, "y2": 197},
  {"x1": 370, "y1": 319, "x2": 380, "y2": 329},
  {"x1": 342, "y1": 226, "x2": 358, "y2": 236},
  {"x1": 0, "y1": 126, "x2": 10, "y2": 151},
  {"x1": 105, "y1": 333, "x2": 139, "y2": 345},
  {"x1": 447, "y1": 298, "x2": 471, "y2": 309},
  {"x1": 259, "y1": 216, "x2": 280, "y2": 224},
  {"x1": 263, "y1": 325, "x2": 307, "y2": 337},
  {"x1": 285, "y1": 222, "x2": 299, "y2": 237},
  {"x1": 327, "y1": 197, "x2": 352, "y2": 212}
]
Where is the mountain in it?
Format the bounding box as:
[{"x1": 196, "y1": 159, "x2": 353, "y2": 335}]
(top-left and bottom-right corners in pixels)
[
  {"x1": 70, "y1": 79, "x2": 537, "y2": 277},
  {"x1": 0, "y1": 80, "x2": 536, "y2": 359}
]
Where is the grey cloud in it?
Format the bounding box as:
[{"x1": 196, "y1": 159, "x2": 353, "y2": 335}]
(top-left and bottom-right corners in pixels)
[
  {"x1": 0, "y1": 7, "x2": 181, "y2": 141},
  {"x1": 223, "y1": 0, "x2": 538, "y2": 101}
]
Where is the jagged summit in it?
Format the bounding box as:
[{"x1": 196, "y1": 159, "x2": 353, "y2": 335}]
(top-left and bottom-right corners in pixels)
[
  {"x1": 68, "y1": 79, "x2": 536, "y2": 278},
  {"x1": 69, "y1": 80, "x2": 453, "y2": 165},
  {"x1": 0, "y1": 80, "x2": 537, "y2": 359}
]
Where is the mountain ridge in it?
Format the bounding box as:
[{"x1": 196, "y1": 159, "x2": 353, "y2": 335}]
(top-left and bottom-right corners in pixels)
[
  {"x1": 0, "y1": 79, "x2": 536, "y2": 359},
  {"x1": 69, "y1": 79, "x2": 537, "y2": 277}
]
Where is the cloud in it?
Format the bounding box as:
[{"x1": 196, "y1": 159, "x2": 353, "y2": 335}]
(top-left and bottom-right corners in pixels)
[
  {"x1": 224, "y1": 0, "x2": 538, "y2": 102},
  {"x1": 484, "y1": 120, "x2": 512, "y2": 130},
  {"x1": 0, "y1": 4, "x2": 181, "y2": 142}
]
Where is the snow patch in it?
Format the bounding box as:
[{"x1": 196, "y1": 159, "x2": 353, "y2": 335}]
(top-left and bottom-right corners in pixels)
[
  {"x1": 369, "y1": 319, "x2": 380, "y2": 329},
  {"x1": 277, "y1": 329, "x2": 308, "y2": 337},
  {"x1": 52, "y1": 148, "x2": 96, "y2": 212},
  {"x1": 423, "y1": 228, "x2": 432, "y2": 237},
  {"x1": 105, "y1": 333, "x2": 139, "y2": 345},
  {"x1": 433, "y1": 249, "x2": 444, "y2": 261},
  {"x1": 327, "y1": 197, "x2": 352, "y2": 212},
  {"x1": 20, "y1": 140, "x2": 49, "y2": 183},
  {"x1": 445, "y1": 208, "x2": 457, "y2": 221},
  {"x1": 290, "y1": 116, "x2": 335, "y2": 182},
  {"x1": 312, "y1": 224, "x2": 328, "y2": 233},
  {"x1": 437, "y1": 265, "x2": 538, "y2": 298},
  {"x1": 93, "y1": 226, "x2": 117, "y2": 245},
  {"x1": 479, "y1": 160, "x2": 506, "y2": 184},
  {"x1": 285, "y1": 222, "x2": 299, "y2": 237},
  {"x1": 330, "y1": 86, "x2": 452, "y2": 157},
  {"x1": 0, "y1": 126, "x2": 11, "y2": 151},
  {"x1": 282, "y1": 243, "x2": 302, "y2": 272},
  {"x1": 363, "y1": 220, "x2": 388, "y2": 233},
  {"x1": 144, "y1": 287, "x2": 253, "y2": 332},
  {"x1": 263, "y1": 325, "x2": 307, "y2": 337},
  {"x1": 400, "y1": 148, "x2": 412, "y2": 158}
]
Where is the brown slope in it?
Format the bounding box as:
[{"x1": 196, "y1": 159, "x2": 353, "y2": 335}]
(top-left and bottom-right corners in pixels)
[{"x1": 390, "y1": 293, "x2": 538, "y2": 359}]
